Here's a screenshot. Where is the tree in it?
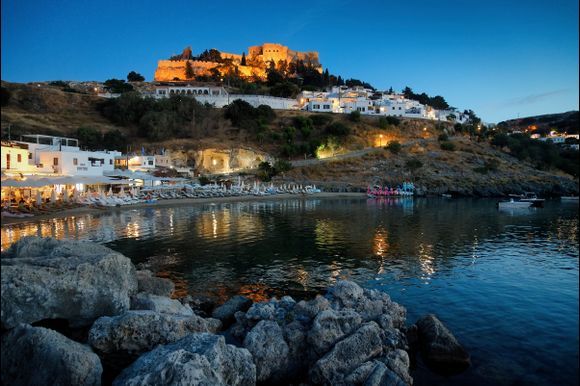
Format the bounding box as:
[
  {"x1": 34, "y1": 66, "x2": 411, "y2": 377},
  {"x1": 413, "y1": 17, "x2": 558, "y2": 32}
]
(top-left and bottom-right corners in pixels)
[
  {"x1": 349, "y1": 111, "x2": 361, "y2": 122},
  {"x1": 76, "y1": 127, "x2": 102, "y2": 150},
  {"x1": 241, "y1": 52, "x2": 247, "y2": 66},
  {"x1": 323, "y1": 69, "x2": 330, "y2": 86},
  {"x1": 386, "y1": 141, "x2": 402, "y2": 154},
  {"x1": 388, "y1": 87, "x2": 394, "y2": 94},
  {"x1": 337, "y1": 76, "x2": 344, "y2": 86},
  {"x1": 0, "y1": 87, "x2": 10, "y2": 106},
  {"x1": 127, "y1": 71, "x2": 145, "y2": 82},
  {"x1": 103, "y1": 79, "x2": 133, "y2": 94},
  {"x1": 185, "y1": 61, "x2": 194, "y2": 79}
]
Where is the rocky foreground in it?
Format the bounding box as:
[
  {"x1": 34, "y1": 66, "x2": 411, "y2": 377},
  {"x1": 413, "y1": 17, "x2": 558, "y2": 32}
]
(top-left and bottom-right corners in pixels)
[{"x1": 1, "y1": 237, "x2": 470, "y2": 385}]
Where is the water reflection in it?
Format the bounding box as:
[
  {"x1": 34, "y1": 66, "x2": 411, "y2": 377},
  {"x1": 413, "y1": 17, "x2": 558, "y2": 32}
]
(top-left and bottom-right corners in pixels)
[{"x1": 1, "y1": 198, "x2": 577, "y2": 386}]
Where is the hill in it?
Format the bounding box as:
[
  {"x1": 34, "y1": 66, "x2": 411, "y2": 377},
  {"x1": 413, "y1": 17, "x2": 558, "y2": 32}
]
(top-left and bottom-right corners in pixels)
[
  {"x1": 1, "y1": 81, "x2": 578, "y2": 196},
  {"x1": 498, "y1": 111, "x2": 579, "y2": 134}
]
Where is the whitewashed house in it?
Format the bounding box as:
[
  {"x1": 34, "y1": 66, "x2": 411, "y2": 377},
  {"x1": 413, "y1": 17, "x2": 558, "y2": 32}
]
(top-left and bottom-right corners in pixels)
[
  {"x1": 16, "y1": 135, "x2": 121, "y2": 176},
  {"x1": 1, "y1": 141, "x2": 38, "y2": 174}
]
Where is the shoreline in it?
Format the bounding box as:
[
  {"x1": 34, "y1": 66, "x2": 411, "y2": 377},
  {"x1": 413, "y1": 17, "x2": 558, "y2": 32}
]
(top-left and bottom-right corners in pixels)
[{"x1": 1, "y1": 192, "x2": 367, "y2": 226}]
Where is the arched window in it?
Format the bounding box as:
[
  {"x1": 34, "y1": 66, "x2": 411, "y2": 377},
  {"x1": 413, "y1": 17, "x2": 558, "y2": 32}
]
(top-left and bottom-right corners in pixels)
[{"x1": 204, "y1": 90, "x2": 209, "y2": 95}]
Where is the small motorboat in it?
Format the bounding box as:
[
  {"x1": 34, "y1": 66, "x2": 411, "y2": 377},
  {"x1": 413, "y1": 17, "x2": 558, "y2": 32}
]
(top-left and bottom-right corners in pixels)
[
  {"x1": 509, "y1": 192, "x2": 544, "y2": 207},
  {"x1": 441, "y1": 193, "x2": 452, "y2": 198},
  {"x1": 497, "y1": 199, "x2": 533, "y2": 209},
  {"x1": 561, "y1": 196, "x2": 579, "y2": 201}
]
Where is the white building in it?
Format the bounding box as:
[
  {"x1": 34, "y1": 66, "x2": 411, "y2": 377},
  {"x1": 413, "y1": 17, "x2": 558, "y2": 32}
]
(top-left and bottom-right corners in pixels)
[
  {"x1": 16, "y1": 135, "x2": 121, "y2": 176},
  {"x1": 115, "y1": 155, "x2": 156, "y2": 172},
  {"x1": 1, "y1": 141, "x2": 38, "y2": 174}
]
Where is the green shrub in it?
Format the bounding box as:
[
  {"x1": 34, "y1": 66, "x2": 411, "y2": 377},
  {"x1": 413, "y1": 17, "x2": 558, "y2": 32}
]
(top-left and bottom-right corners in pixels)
[
  {"x1": 198, "y1": 176, "x2": 211, "y2": 185},
  {"x1": 293, "y1": 116, "x2": 314, "y2": 139},
  {"x1": 349, "y1": 111, "x2": 361, "y2": 122},
  {"x1": 386, "y1": 141, "x2": 402, "y2": 154},
  {"x1": 405, "y1": 158, "x2": 423, "y2": 170},
  {"x1": 325, "y1": 122, "x2": 350, "y2": 137},
  {"x1": 386, "y1": 116, "x2": 400, "y2": 126},
  {"x1": 378, "y1": 117, "x2": 389, "y2": 129},
  {"x1": 438, "y1": 133, "x2": 449, "y2": 141},
  {"x1": 0, "y1": 87, "x2": 10, "y2": 106},
  {"x1": 311, "y1": 114, "x2": 333, "y2": 127},
  {"x1": 274, "y1": 159, "x2": 292, "y2": 173},
  {"x1": 440, "y1": 141, "x2": 456, "y2": 151}
]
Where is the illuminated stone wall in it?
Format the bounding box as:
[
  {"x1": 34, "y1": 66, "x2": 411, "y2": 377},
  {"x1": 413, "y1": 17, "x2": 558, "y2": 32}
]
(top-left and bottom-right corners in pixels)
[
  {"x1": 192, "y1": 148, "x2": 274, "y2": 174},
  {"x1": 154, "y1": 43, "x2": 321, "y2": 82}
]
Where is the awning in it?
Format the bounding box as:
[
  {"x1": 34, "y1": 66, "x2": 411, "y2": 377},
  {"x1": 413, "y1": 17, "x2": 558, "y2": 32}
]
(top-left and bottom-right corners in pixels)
[{"x1": 1, "y1": 175, "x2": 129, "y2": 188}]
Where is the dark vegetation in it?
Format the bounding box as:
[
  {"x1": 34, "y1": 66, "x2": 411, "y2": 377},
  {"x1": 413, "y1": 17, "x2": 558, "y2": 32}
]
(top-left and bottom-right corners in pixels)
[
  {"x1": 257, "y1": 159, "x2": 293, "y2": 181},
  {"x1": 402, "y1": 86, "x2": 450, "y2": 110},
  {"x1": 491, "y1": 133, "x2": 579, "y2": 177},
  {"x1": 98, "y1": 92, "x2": 212, "y2": 141},
  {"x1": 127, "y1": 71, "x2": 145, "y2": 82},
  {"x1": 386, "y1": 141, "x2": 402, "y2": 154},
  {"x1": 75, "y1": 127, "x2": 128, "y2": 151},
  {"x1": 440, "y1": 141, "x2": 456, "y2": 151}
]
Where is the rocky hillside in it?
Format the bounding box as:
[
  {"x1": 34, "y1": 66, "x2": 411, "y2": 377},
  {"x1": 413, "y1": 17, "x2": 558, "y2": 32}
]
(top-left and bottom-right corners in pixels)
[
  {"x1": 1, "y1": 81, "x2": 578, "y2": 196},
  {"x1": 498, "y1": 111, "x2": 579, "y2": 134}
]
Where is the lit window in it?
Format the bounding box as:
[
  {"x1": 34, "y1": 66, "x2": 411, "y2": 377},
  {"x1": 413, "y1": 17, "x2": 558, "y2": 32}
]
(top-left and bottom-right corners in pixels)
[
  {"x1": 73, "y1": 158, "x2": 78, "y2": 165},
  {"x1": 17, "y1": 154, "x2": 22, "y2": 162},
  {"x1": 53, "y1": 157, "x2": 59, "y2": 166}
]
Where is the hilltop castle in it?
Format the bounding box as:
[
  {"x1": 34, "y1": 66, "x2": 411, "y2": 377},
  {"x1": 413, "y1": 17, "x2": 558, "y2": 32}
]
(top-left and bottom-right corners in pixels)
[{"x1": 154, "y1": 43, "x2": 321, "y2": 82}]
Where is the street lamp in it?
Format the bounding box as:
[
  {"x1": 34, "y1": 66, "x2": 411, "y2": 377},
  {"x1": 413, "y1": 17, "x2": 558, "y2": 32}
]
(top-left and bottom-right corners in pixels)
[{"x1": 379, "y1": 134, "x2": 383, "y2": 147}]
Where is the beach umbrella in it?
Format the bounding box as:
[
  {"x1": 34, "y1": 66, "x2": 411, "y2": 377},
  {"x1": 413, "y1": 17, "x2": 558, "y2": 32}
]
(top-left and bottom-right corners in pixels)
[
  {"x1": 36, "y1": 190, "x2": 43, "y2": 205},
  {"x1": 119, "y1": 186, "x2": 125, "y2": 197},
  {"x1": 50, "y1": 189, "x2": 57, "y2": 203},
  {"x1": 63, "y1": 188, "x2": 69, "y2": 202},
  {"x1": 107, "y1": 186, "x2": 113, "y2": 197},
  {"x1": 73, "y1": 188, "x2": 80, "y2": 200}
]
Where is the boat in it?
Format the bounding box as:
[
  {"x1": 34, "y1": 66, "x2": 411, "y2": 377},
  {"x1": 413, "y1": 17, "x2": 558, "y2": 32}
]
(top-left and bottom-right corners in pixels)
[
  {"x1": 441, "y1": 193, "x2": 452, "y2": 198},
  {"x1": 497, "y1": 199, "x2": 533, "y2": 209},
  {"x1": 508, "y1": 192, "x2": 545, "y2": 207},
  {"x1": 561, "y1": 196, "x2": 579, "y2": 201}
]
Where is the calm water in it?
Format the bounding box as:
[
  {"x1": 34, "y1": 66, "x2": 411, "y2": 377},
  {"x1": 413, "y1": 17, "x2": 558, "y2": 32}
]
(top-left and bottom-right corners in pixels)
[{"x1": 1, "y1": 198, "x2": 578, "y2": 385}]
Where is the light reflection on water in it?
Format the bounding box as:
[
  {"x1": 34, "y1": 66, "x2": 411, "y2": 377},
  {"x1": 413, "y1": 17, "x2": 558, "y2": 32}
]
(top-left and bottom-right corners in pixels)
[{"x1": 1, "y1": 198, "x2": 578, "y2": 386}]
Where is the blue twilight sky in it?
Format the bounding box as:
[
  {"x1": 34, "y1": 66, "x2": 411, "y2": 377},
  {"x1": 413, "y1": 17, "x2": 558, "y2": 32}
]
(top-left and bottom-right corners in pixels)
[{"x1": 1, "y1": 0, "x2": 578, "y2": 123}]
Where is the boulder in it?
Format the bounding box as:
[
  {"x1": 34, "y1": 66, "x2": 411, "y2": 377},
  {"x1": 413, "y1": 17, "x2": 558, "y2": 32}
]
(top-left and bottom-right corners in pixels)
[
  {"x1": 381, "y1": 349, "x2": 413, "y2": 385},
  {"x1": 130, "y1": 292, "x2": 193, "y2": 316},
  {"x1": 363, "y1": 361, "x2": 408, "y2": 386},
  {"x1": 310, "y1": 322, "x2": 384, "y2": 384},
  {"x1": 416, "y1": 314, "x2": 470, "y2": 374},
  {"x1": 244, "y1": 300, "x2": 277, "y2": 322},
  {"x1": 113, "y1": 333, "x2": 255, "y2": 386},
  {"x1": 308, "y1": 308, "x2": 362, "y2": 355},
  {"x1": 294, "y1": 295, "x2": 331, "y2": 323},
  {"x1": 243, "y1": 320, "x2": 290, "y2": 382},
  {"x1": 212, "y1": 295, "x2": 252, "y2": 326},
  {"x1": 89, "y1": 310, "x2": 221, "y2": 354},
  {"x1": 135, "y1": 270, "x2": 174, "y2": 297},
  {"x1": 1, "y1": 237, "x2": 137, "y2": 328},
  {"x1": 327, "y1": 280, "x2": 365, "y2": 309},
  {"x1": 1, "y1": 324, "x2": 102, "y2": 386}
]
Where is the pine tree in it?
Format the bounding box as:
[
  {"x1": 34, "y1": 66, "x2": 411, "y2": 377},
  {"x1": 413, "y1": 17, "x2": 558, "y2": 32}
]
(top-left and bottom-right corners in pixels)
[
  {"x1": 323, "y1": 69, "x2": 330, "y2": 86},
  {"x1": 241, "y1": 52, "x2": 246, "y2": 66},
  {"x1": 185, "y1": 61, "x2": 194, "y2": 79},
  {"x1": 337, "y1": 76, "x2": 344, "y2": 86}
]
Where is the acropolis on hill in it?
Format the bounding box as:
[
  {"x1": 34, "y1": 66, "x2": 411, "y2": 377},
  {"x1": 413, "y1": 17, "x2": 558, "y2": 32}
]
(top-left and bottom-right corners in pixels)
[{"x1": 154, "y1": 43, "x2": 322, "y2": 82}]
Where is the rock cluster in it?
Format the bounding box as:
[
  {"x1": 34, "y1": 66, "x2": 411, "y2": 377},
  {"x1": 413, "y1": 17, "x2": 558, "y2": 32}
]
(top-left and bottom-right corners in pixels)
[{"x1": 1, "y1": 237, "x2": 470, "y2": 385}]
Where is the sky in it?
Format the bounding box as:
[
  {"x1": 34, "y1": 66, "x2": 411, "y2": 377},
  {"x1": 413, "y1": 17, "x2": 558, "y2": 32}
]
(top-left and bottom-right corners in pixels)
[{"x1": 1, "y1": 0, "x2": 578, "y2": 123}]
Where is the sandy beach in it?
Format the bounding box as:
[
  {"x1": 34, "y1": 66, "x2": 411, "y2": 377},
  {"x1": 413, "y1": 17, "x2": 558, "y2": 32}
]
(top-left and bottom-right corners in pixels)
[{"x1": 0, "y1": 192, "x2": 367, "y2": 226}]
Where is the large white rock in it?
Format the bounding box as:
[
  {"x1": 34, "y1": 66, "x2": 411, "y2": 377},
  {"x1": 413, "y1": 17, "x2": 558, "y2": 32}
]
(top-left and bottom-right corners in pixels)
[
  {"x1": 89, "y1": 310, "x2": 221, "y2": 354},
  {"x1": 1, "y1": 237, "x2": 138, "y2": 328},
  {"x1": 243, "y1": 320, "x2": 290, "y2": 382},
  {"x1": 113, "y1": 333, "x2": 255, "y2": 386},
  {"x1": 1, "y1": 324, "x2": 103, "y2": 386}
]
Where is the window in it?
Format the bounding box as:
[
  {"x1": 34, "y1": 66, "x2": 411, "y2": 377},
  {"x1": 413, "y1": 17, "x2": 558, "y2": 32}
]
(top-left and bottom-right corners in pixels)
[
  {"x1": 17, "y1": 154, "x2": 22, "y2": 163},
  {"x1": 73, "y1": 158, "x2": 78, "y2": 166},
  {"x1": 109, "y1": 159, "x2": 113, "y2": 165},
  {"x1": 28, "y1": 153, "x2": 32, "y2": 159},
  {"x1": 148, "y1": 160, "x2": 154, "y2": 166},
  {"x1": 53, "y1": 157, "x2": 59, "y2": 166}
]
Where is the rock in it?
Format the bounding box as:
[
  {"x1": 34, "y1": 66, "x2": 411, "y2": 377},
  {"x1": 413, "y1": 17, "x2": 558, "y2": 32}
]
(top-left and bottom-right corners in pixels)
[
  {"x1": 381, "y1": 349, "x2": 413, "y2": 385},
  {"x1": 294, "y1": 295, "x2": 331, "y2": 323},
  {"x1": 113, "y1": 333, "x2": 255, "y2": 386},
  {"x1": 283, "y1": 320, "x2": 310, "y2": 375},
  {"x1": 364, "y1": 361, "x2": 408, "y2": 386},
  {"x1": 310, "y1": 322, "x2": 384, "y2": 384},
  {"x1": 89, "y1": 310, "x2": 221, "y2": 354},
  {"x1": 130, "y1": 292, "x2": 193, "y2": 316},
  {"x1": 135, "y1": 270, "x2": 174, "y2": 297},
  {"x1": 243, "y1": 320, "x2": 289, "y2": 382},
  {"x1": 185, "y1": 295, "x2": 216, "y2": 318},
  {"x1": 327, "y1": 280, "x2": 365, "y2": 308},
  {"x1": 245, "y1": 300, "x2": 277, "y2": 322},
  {"x1": 212, "y1": 295, "x2": 252, "y2": 326},
  {"x1": 416, "y1": 314, "x2": 470, "y2": 374},
  {"x1": 1, "y1": 237, "x2": 137, "y2": 328},
  {"x1": 1, "y1": 324, "x2": 102, "y2": 386},
  {"x1": 308, "y1": 308, "x2": 362, "y2": 355},
  {"x1": 344, "y1": 361, "x2": 376, "y2": 384}
]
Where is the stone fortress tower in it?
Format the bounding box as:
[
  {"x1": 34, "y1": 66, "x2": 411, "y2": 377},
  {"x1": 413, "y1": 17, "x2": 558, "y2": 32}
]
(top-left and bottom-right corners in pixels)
[{"x1": 154, "y1": 43, "x2": 321, "y2": 82}]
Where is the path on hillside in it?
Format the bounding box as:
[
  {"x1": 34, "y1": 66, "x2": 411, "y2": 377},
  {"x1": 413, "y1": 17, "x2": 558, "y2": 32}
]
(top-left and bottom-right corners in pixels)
[{"x1": 290, "y1": 138, "x2": 433, "y2": 167}]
